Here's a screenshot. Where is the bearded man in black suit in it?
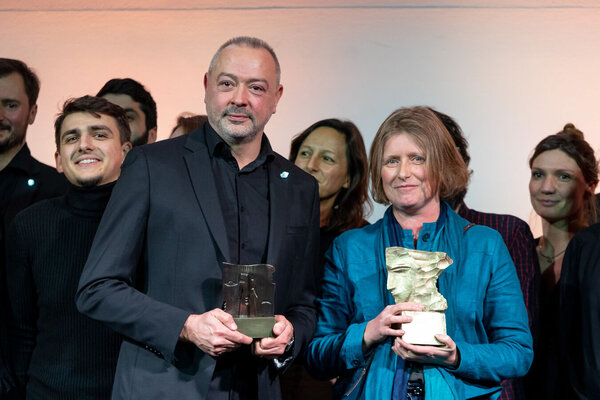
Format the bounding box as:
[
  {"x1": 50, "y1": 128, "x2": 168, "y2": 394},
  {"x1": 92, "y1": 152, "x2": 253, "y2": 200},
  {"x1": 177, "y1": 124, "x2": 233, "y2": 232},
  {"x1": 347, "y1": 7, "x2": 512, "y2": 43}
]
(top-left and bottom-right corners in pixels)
[{"x1": 76, "y1": 37, "x2": 319, "y2": 400}]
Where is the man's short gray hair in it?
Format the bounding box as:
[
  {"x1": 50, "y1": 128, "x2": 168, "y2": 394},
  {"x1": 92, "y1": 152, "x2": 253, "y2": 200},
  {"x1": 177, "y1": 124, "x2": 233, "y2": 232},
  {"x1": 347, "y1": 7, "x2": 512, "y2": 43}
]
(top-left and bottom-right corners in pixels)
[{"x1": 208, "y1": 36, "x2": 281, "y2": 84}]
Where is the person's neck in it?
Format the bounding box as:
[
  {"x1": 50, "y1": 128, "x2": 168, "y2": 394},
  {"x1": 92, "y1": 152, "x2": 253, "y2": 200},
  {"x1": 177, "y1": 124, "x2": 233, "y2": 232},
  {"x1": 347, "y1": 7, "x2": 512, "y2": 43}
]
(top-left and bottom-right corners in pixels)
[
  {"x1": 319, "y1": 195, "x2": 338, "y2": 228},
  {"x1": 540, "y1": 217, "x2": 582, "y2": 255},
  {"x1": 0, "y1": 141, "x2": 25, "y2": 172},
  {"x1": 538, "y1": 217, "x2": 582, "y2": 287},
  {"x1": 228, "y1": 133, "x2": 263, "y2": 170},
  {"x1": 453, "y1": 201, "x2": 465, "y2": 213},
  {"x1": 392, "y1": 197, "x2": 441, "y2": 240}
]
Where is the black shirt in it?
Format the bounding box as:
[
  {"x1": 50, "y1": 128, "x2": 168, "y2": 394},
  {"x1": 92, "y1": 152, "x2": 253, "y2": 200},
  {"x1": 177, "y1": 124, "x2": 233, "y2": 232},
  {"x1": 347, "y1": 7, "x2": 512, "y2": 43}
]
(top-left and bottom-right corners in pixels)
[
  {"x1": 205, "y1": 125, "x2": 274, "y2": 265},
  {"x1": 204, "y1": 125, "x2": 276, "y2": 400},
  {"x1": 0, "y1": 144, "x2": 67, "y2": 235}
]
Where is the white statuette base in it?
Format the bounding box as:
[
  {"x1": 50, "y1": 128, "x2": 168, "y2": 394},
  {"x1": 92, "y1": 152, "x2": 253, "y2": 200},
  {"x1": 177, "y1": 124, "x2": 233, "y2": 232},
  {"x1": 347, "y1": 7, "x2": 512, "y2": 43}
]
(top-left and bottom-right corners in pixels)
[{"x1": 401, "y1": 311, "x2": 446, "y2": 346}]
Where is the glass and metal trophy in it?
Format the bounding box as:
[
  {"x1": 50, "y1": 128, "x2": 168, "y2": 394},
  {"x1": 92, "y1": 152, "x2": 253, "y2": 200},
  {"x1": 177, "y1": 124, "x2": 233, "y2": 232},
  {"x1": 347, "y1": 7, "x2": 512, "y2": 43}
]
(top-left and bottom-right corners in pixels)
[
  {"x1": 222, "y1": 262, "x2": 276, "y2": 338},
  {"x1": 385, "y1": 247, "x2": 452, "y2": 346}
]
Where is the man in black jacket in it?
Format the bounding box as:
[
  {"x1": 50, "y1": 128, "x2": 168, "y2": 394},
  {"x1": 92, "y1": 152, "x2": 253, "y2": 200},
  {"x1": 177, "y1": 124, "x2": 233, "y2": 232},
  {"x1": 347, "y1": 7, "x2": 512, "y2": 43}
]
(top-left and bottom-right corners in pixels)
[
  {"x1": 76, "y1": 36, "x2": 319, "y2": 400},
  {"x1": 0, "y1": 58, "x2": 67, "y2": 398}
]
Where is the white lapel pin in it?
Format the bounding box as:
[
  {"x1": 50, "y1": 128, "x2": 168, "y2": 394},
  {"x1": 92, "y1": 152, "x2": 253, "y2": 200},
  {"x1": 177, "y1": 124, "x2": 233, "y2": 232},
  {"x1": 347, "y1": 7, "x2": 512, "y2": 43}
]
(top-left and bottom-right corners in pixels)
[{"x1": 280, "y1": 171, "x2": 289, "y2": 179}]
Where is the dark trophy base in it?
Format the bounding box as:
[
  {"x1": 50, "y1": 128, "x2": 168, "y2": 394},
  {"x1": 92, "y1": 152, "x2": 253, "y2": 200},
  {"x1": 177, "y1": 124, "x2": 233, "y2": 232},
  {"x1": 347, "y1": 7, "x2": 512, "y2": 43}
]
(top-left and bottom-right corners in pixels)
[{"x1": 234, "y1": 316, "x2": 275, "y2": 338}]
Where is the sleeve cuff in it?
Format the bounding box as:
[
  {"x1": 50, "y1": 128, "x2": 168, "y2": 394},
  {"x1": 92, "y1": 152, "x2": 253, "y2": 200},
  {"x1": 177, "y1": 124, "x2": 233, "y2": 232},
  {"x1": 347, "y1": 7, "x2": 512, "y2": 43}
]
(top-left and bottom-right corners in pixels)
[
  {"x1": 452, "y1": 341, "x2": 473, "y2": 374},
  {"x1": 273, "y1": 336, "x2": 295, "y2": 371},
  {"x1": 341, "y1": 321, "x2": 370, "y2": 369}
]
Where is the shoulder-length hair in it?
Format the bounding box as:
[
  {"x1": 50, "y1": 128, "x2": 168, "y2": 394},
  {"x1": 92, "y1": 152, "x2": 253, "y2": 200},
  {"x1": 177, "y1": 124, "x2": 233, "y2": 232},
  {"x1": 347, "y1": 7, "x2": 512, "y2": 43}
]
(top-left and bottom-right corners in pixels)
[
  {"x1": 530, "y1": 123, "x2": 599, "y2": 224},
  {"x1": 290, "y1": 118, "x2": 372, "y2": 233},
  {"x1": 369, "y1": 106, "x2": 469, "y2": 205}
]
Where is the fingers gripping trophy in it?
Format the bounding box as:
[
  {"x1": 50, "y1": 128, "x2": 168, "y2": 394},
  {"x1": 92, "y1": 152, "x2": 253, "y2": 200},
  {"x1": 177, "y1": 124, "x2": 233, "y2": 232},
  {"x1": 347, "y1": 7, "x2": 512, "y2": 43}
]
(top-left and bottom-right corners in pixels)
[{"x1": 386, "y1": 247, "x2": 452, "y2": 345}]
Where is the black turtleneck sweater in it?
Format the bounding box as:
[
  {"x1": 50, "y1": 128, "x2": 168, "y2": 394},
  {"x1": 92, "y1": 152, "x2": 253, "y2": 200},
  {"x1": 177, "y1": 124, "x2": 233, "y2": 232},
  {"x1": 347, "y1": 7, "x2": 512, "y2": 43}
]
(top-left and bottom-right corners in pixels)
[{"x1": 5, "y1": 182, "x2": 122, "y2": 400}]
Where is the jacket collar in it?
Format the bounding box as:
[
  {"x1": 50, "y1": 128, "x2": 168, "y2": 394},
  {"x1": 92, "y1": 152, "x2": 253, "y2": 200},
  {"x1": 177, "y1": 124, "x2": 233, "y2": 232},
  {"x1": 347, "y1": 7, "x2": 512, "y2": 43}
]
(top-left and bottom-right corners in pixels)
[
  {"x1": 182, "y1": 123, "x2": 290, "y2": 266},
  {"x1": 5, "y1": 143, "x2": 41, "y2": 175}
]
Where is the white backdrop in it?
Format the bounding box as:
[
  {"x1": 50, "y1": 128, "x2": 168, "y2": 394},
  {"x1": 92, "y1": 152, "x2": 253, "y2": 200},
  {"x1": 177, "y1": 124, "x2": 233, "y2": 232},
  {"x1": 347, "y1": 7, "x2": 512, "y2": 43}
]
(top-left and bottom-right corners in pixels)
[{"x1": 2, "y1": 1, "x2": 599, "y2": 234}]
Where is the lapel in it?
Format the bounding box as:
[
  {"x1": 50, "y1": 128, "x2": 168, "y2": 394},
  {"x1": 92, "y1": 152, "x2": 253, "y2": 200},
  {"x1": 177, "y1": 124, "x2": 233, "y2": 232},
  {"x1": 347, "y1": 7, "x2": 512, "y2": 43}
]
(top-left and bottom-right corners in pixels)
[
  {"x1": 379, "y1": 213, "x2": 395, "y2": 307},
  {"x1": 182, "y1": 127, "x2": 231, "y2": 262},
  {"x1": 11, "y1": 175, "x2": 39, "y2": 212},
  {"x1": 2, "y1": 147, "x2": 41, "y2": 229},
  {"x1": 266, "y1": 157, "x2": 290, "y2": 265}
]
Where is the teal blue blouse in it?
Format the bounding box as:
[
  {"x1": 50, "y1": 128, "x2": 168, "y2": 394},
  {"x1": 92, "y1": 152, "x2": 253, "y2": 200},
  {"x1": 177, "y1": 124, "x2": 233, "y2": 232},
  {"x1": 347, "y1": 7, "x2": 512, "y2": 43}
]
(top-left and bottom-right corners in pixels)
[{"x1": 306, "y1": 205, "x2": 533, "y2": 400}]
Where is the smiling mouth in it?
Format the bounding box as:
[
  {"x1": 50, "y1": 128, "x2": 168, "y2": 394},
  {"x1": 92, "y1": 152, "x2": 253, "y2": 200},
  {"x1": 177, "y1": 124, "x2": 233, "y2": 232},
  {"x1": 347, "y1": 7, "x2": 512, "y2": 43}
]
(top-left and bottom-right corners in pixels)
[{"x1": 76, "y1": 158, "x2": 101, "y2": 165}]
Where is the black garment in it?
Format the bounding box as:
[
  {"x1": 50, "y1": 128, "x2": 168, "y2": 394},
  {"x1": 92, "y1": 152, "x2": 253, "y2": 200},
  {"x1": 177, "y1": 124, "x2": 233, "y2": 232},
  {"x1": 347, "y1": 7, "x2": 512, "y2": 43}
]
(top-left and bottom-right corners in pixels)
[
  {"x1": 281, "y1": 221, "x2": 368, "y2": 400},
  {"x1": 206, "y1": 127, "x2": 276, "y2": 400},
  {"x1": 206, "y1": 127, "x2": 272, "y2": 265},
  {"x1": 0, "y1": 144, "x2": 67, "y2": 239},
  {"x1": 5, "y1": 182, "x2": 121, "y2": 400},
  {"x1": 596, "y1": 193, "x2": 600, "y2": 223},
  {"x1": 525, "y1": 237, "x2": 557, "y2": 400},
  {"x1": 556, "y1": 224, "x2": 600, "y2": 399},
  {"x1": 315, "y1": 221, "x2": 368, "y2": 297},
  {"x1": 527, "y1": 237, "x2": 566, "y2": 400},
  {"x1": 75, "y1": 124, "x2": 319, "y2": 400},
  {"x1": 0, "y1": 144, "x2": 67, "y2": 396},
  {"x1": 279, "y1": 227, "x2": 338, "y2": 400}
]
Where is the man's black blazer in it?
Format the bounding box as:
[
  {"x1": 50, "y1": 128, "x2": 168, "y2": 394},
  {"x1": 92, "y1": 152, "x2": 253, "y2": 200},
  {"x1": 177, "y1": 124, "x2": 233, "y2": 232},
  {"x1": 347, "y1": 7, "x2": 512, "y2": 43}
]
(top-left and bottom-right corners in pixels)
[{"x1": 76, "y1": 125, "x2": 320, "y2": 400}]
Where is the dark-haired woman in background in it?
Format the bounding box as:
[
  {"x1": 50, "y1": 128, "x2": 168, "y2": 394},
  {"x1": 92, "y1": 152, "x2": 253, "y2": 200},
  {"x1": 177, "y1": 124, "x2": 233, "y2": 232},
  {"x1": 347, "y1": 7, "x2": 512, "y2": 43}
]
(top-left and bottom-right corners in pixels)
[
  {"x1": 281, "y1": 119, "x2": 371, "y2": 400},
  {"x1": 526, "y1": 123, "x2": 598, "y2": 399},
  {"x1": 290, "y1": 118, "x2": 372, "y2": 269}
]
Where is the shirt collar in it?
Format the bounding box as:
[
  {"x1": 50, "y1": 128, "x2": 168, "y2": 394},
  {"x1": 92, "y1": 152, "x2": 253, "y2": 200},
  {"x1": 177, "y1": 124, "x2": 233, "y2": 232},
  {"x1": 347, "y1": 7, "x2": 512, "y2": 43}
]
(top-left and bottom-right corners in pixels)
[
  {"x1": 4, "y1": 143, "x2": 38, "y2": 174},
  {"x1": 204, "y1": 122, "x2": 275, "y2": 170},
  {"x1": 386, "y1": 202, "x2": 448, "y2": 249}
]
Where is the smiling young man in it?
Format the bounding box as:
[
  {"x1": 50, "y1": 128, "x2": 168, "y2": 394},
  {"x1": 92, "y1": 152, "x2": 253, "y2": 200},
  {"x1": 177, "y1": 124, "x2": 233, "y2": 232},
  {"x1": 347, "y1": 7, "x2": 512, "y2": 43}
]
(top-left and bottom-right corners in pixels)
[
  {"x1": 76, "y1": 37, "x2": 319, "y2": 400},
  {"x1": 5, "y1": 95, "x2": 131, "y2": 399},
  {"x1": 0, "y1": 58, "x2": 67, "y2": 399}
]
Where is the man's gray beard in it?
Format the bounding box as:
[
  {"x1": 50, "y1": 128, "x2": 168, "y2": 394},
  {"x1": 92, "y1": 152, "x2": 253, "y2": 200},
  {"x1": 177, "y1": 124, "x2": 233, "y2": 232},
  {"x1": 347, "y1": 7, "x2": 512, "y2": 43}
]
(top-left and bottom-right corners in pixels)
[
  {"x1": 76, "y1": 175, "x2": 103, "y2": 188},
  {"x1": 215, "y1": 121, "x2": 260, "y2": 146},
  {"x1": 0, "y1": 129, "x2": 25, "y2": 154}
]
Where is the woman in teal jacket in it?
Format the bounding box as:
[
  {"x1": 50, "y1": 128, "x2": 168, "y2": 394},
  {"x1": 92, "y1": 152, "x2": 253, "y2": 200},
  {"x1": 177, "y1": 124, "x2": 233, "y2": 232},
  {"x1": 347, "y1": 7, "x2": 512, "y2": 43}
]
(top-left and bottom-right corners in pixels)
[{"x1": 306, "y1": 107, "x2": 533, "y2": 400}]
